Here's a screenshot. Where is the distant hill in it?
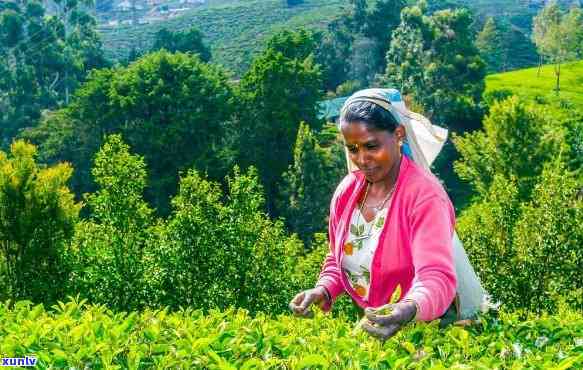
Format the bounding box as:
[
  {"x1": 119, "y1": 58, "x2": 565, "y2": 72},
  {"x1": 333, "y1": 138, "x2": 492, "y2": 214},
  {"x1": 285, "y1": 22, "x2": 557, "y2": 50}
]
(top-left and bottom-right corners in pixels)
[
  {"x1": 97, "y1": 0, "x2": 579, "y2": 76},
  {"x1": 98, "y1": 0, "x2": 346, "y2": 75}
]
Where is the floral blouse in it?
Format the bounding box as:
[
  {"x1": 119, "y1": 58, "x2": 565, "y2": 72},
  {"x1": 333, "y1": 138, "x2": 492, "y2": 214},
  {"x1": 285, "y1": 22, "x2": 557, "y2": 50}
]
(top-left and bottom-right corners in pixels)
[{"x1": 341, "y1": 200, "x2": 392, "y2": 301}]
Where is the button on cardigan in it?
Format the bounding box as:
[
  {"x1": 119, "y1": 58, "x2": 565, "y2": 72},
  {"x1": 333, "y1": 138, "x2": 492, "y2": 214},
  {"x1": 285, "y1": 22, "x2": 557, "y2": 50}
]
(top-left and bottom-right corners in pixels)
[{"x1": 316, "y1": 155, "x2": 457, "y2": 321}]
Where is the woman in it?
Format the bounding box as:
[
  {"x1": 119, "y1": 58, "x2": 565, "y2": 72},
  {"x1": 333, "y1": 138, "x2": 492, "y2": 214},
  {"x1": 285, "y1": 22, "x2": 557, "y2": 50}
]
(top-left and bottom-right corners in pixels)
[{"x1": 289, "y1": 88, "x2": 488, "y2": 340}]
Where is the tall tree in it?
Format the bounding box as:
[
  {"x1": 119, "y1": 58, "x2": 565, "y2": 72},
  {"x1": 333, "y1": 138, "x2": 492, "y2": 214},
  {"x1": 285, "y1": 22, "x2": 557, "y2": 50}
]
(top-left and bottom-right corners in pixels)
[
  {"x1": 533, "y1": 2, "x2": 583, "y2": 91},
  {"x1": 151, "y1": 26, "x2": 211, "y2": 62},
  {"x1": 23, "y1": 51, "x2": 235, "y2": 215},
  {"x1": 315, "y1": 19, "x2": 353, "y2": 92},
  {"x1": 476, "y1": 17, "x2": 504, "y2": 73},
  {"x1": 0, "y1": 0, "x2": 107, "y2": 145},
  {"x1": 384, "y1": 4, "x2": 486, "y2": 131},
  {"x1": 362, "y1": 0, "x2": 406, "y2": 73},
  {"x1": 237, "y1": 29, "x2": 324, "y2": 214},
  {"x1": 69, "y1": 135, "x2": 155, "y2": 311},
  {"x1": 278, "y1": 123, "x2": 344, "y2": 248},
  {"x1": 0, "y1": 140, "x2": 80, "y2": 303}
]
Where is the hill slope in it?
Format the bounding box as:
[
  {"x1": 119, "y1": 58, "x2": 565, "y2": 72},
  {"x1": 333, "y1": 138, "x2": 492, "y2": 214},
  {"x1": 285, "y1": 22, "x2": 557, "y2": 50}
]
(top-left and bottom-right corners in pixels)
[
  {"x1": 98, "y1": 0, "x2": 347, "y2": 75},
  {"x1": 485, "y1": 60, "x2": 583, "y2": 111}
]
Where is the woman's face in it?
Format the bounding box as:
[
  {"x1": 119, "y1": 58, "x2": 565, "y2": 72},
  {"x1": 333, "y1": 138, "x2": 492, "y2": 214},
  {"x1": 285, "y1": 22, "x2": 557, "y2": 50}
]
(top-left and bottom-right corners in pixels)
[{"x1": 340, "y1": 121, "x2": 405, "y2": 183}]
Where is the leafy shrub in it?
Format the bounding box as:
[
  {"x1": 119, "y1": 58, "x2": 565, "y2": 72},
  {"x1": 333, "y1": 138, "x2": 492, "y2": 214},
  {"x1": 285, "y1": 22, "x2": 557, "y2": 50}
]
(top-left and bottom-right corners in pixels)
[
  {"x1": 454, "y1": 96, "x2": 566, "y2": 200},
  {"x1": 145, "y1": 166, "x2": 303, "y2": 315},
  {"x1": 455, "y1": 97, "x2": 581, "y2": 313},
  {"x1": 278, "y1": 123, "x2": 344, "y2": 248},
  {"x1": 292, "y1": 232, "x2": 361, "y2": 320},
  {"x1": 0, "y1": 141, "x2": 80, "y2": 304},
  {"x1": 482, "y1": 88, "x2": 514, "y2": 108},
  {"x1": 0, "y1": 296, "x2": 581, "y2": 368},
  {"x1": 457, "y1": 160, "x2": 582, "y2": 313},
  {"x1": 67, "y1": 135, "x2": 155, "y2": 311}
]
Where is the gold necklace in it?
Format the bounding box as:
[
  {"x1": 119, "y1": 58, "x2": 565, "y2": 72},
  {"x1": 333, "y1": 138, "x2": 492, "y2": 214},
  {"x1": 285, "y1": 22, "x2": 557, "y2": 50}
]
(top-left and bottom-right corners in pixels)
[{"x1": 353, "y1": 182, "x2": 396, "y2": 241}]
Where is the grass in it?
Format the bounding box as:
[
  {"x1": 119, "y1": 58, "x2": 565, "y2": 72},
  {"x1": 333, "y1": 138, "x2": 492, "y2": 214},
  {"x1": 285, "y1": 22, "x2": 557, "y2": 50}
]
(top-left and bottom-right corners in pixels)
[
  {"x1": 485, "y1": 60, "x2": 583, "y2": 113},
  {"x1": 98, "y1": 0, "x2": 347, "y2": 76}
]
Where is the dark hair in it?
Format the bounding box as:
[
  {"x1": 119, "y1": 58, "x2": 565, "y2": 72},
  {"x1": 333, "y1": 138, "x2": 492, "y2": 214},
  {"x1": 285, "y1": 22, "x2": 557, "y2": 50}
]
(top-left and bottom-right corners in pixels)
[{"x1": 340, "y1": 101, "x2": 399, "y2": 133}]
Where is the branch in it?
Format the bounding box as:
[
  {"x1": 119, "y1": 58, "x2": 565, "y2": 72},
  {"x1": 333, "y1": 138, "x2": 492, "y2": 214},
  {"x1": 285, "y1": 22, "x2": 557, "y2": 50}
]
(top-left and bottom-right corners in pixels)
[{"x1": 49, "y1": 72, "x2": 60, "y2": 92}]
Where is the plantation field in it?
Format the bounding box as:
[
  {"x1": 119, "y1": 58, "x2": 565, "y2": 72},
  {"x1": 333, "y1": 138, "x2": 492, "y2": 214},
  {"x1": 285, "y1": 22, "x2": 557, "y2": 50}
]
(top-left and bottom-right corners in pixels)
[
  {"x1": 1, "y1": 297, "x2": 582, "y2": 369},
  {"x1": 98, "y1": 0, "x2": 346, "y2": 75},
  {"x1": 485, "y1": 60, "x2": 583, "y2": 111}
]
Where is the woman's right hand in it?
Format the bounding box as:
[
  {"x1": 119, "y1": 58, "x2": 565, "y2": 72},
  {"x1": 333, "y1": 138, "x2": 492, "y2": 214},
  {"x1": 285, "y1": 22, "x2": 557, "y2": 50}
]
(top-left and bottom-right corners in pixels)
[{"x1": 289, "y1": 286, "x2": 329, "y2": 318}]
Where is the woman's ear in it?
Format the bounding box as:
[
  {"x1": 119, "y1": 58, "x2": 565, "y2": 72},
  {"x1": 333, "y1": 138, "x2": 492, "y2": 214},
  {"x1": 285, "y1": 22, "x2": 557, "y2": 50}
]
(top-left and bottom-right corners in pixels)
[{"x1": 394, "y1": 125, "x2": 406, "y2": 142}]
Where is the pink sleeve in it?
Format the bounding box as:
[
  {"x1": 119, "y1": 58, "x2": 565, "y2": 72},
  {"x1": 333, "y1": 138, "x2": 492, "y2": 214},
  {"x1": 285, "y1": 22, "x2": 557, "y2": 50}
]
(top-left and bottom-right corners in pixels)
[
  {"x1": 402, "y1": 196, "x2": 457, "y2": 321},
  {"x1": 315, "y1": 193, "x2": 345, "y2": 312}
]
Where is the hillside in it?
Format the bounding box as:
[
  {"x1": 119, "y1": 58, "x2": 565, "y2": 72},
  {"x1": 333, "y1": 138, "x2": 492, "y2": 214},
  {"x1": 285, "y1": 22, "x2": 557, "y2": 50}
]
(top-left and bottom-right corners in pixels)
[
  {"x1": 485, "y1": 60, "x2": 583, "y2": 111},
  {"x1": 98, "y1": 0, "x2": 347, "y2": 75},
  {"x1": 98, "y1": 0, "x2": 581, "y2": 75}
]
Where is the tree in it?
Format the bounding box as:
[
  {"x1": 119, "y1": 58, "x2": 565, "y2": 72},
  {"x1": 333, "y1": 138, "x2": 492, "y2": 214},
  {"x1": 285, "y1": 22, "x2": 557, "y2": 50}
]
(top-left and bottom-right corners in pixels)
[
  {"x1": 0, "y1": 0, "x2": 108, "y2": 145},
  {"x1": 457, "y1": 161, "x2": 582, "y2": 314},
  {"x1": 453, "y1": 97, "x2": 567, "y2": 201},
  {"x1": 0, "y1": 140, "x2": 80, "y2": 303},
  {"x1": 147, "y1": 166, "x2": 303, "y2": 314},
  {"x1": 278, "y1": 123, "x2": 345, "y2": 247},
  {"x1": 384, "y1": 4, "x2": 486, "y2": 131},
  {"x1": 151, "y1": 26, "x2": 211, "y2": 62},
  {"x1": 454, "y1": 97, "x2": 582, "y2": 313},
  {"x1": 237, "y1": 29, "x2": 324, "y2": 214},
  {"x1": 68, "y1": 135, "x2": 155, "y2": 310},
  {"x1": 533, "y1": 3, "x2": 583, "y2": 91},
  {"x1": 362, "y1": 0, "x2": 406, "y2": 74},
  {"x1": 476, "y1": 17, "x2": 504, "y2": 73},
  {"x1": 23, "y1": 51, "x2": 235, "y2": 215},
  {"x1": 315, "y1": 19, "x2": 353, "y2": 92}
]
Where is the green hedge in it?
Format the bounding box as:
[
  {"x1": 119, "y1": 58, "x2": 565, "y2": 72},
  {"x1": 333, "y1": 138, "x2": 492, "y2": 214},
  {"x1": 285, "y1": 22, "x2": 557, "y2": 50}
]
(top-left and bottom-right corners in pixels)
[{"x1": 1, "y1": 297, "x2": 581, "y2": 369}]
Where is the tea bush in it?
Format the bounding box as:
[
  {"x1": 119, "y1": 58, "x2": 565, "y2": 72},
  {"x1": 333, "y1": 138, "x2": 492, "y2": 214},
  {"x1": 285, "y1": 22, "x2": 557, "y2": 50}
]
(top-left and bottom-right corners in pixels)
[
  {"x1": 144, "y1": 166, "x2": 304, "y2": 315},
  {"x1": 0, "y1": 141, "x2": 80, "y2": 304},
  {"x1": 67, "y1": 135, "x2": 156, "y2": 312},
  {"x1": 0, "y1": 297, "x2": 581, "y2": 369},
  {"x1": 455, "y1": 98, "x2": 582, "y2": 313}
]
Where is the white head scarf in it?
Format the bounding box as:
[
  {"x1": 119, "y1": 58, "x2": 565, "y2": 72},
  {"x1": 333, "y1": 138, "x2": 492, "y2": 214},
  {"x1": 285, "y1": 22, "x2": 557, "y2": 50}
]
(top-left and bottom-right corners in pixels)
[{"x1": 339, "y1": 88, "x2": 448, "y2": 172}]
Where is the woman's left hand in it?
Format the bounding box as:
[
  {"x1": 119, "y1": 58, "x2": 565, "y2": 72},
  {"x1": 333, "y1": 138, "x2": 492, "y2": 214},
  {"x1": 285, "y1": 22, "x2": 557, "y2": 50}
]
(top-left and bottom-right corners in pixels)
[{"x1": 360, "y1": 301, "x2": 417, "y2": 341}]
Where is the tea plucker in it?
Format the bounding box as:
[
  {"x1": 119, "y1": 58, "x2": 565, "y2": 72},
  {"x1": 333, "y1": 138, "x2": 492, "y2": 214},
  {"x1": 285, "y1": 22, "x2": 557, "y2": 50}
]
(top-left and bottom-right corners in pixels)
[{"x1": 289, "y1": 88, "x2": 489, "y2": 340}]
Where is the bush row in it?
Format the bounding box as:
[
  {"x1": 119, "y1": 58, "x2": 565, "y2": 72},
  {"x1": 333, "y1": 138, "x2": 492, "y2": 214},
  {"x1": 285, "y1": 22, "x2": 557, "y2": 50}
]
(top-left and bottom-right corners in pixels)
[{"x1": 0, "y1": 297, "x2": 581, "y2": 369}]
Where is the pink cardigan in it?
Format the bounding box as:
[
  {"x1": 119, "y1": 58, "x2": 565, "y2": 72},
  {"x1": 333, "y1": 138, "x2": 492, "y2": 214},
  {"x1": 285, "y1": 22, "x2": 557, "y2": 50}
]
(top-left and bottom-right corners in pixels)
[{"x1": 316, "y1": 155, "x2": 457, "y2": 321}]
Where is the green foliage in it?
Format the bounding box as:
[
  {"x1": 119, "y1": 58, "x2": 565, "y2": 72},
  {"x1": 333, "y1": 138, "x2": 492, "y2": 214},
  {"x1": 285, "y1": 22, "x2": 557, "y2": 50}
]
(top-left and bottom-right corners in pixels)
[
  {"x1": 98, "y1": 0, "x2": 346, "y2": 76},
  {"x1": 384, "y1": 4, "x2": 486, "y2": 130},
  {"x1": 532, "y1": 3, "x2": 583, "y2": 91},
  {"x1": 67, "y1": 135, "x2": 155, "y2": 311},
  {"x1": 145, "y1": 166, "x2": 303, "y2": 315},
  {"x1": 315, "y1": 18, "x2": 353, "y2": 91},
  {"x1": 278, "y1": 122, "x2": 344, "y2": 247},
  {"x1": 237, "y1": 29, "x2": 324, "y2": 213},
  {"x1": 476, "y1": 17, "x2": 504, "y2": 73},
  {"x1": 0, "y1": 141, "x2": 80, "y2": 304},
  {"x1": 454, "y1": 97, "x2": 566, "y2": 199},
  {"x1": 151, "y1": 26, "x2": 211, "y2": 62},
  {"x1": 457, "y1": 163, "x2": 582, "y2": 313},
  {"x1": 0, "y1": 296, "x2": 581, "y2": 368},
  {"x1": 23, "y1": 50, "x2": 235, "y2": 215},
  {"x1": 485, "y1": 60, "x2": 583, "y2": 116},
  {"x1": 362, "y1": 0, "x2": 406, "y2": 73},
  {"x1": 455, "y1": 97, "x2": 582, "y2": 313},
  {"x1": 0, "y1": 0, "x2": 108, "y2": 144}
]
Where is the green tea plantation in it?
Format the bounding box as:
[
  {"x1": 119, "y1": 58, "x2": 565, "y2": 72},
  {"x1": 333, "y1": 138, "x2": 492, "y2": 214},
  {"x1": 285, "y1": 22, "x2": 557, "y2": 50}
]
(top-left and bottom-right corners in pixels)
[{"x1": 0, "y1": 297, "x2": 581, "y2": 369}]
